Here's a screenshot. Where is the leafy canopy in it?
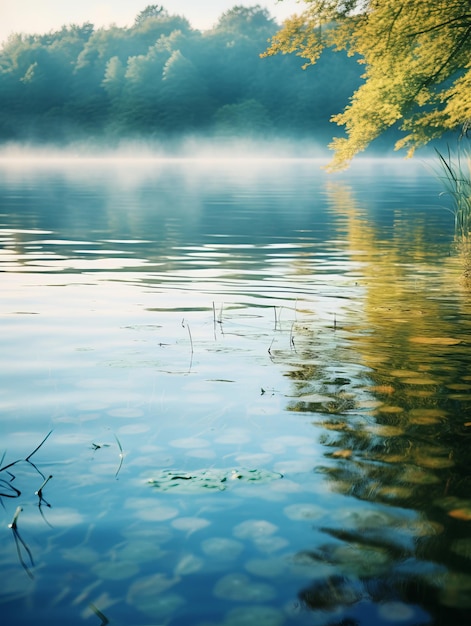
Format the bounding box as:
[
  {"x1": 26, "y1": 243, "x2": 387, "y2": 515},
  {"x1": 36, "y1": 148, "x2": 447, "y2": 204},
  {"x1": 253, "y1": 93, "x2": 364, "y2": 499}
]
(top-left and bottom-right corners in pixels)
[
  {"x1": 263, "y1": 0, "x2": 471, "y2": 169},
  {"x1": 134, "y1": 5, "x2": 167, "y2": 26}
]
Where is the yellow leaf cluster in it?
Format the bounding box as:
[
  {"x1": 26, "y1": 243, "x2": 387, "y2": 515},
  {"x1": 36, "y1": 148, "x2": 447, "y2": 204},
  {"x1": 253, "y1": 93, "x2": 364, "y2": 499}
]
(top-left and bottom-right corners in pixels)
[{"x1": 265, "y1": 1, "x2": 471, "y2": 168}]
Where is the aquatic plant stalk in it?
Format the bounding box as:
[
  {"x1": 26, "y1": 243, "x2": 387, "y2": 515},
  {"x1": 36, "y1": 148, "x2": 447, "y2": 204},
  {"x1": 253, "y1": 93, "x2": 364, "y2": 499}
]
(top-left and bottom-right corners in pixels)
[
  {"x1": 434, "y1": 146, "x2": 471, "y2": 239},
  {"x1": 9, "y1": 505, "x2": 22, "y2": 530}
]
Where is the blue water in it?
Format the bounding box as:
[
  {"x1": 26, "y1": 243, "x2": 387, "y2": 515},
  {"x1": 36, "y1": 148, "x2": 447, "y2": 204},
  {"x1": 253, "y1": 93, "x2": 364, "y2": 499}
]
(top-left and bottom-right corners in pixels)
[{"x1": 1, "y1": 156, "x2": 470, "y2": 625}]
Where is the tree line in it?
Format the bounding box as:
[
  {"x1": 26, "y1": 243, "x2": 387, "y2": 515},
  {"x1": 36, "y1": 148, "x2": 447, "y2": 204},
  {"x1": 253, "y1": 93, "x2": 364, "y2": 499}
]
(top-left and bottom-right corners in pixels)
[{"x1": 0, "y1": 4, "x2": 362, "y2": 144}]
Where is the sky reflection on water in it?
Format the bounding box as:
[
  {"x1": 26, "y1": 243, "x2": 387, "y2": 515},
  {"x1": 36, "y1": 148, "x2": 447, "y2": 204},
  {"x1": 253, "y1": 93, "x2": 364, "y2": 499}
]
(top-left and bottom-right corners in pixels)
[{"x1": 0, "y1": 157, "x2": 470, "y2": 625}]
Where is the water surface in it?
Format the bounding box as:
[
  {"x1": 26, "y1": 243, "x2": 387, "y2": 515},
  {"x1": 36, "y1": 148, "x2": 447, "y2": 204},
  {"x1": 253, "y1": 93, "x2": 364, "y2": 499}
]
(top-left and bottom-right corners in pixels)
[{"x1": 1, "y1": 157, "x2": 470, "y2": 625}]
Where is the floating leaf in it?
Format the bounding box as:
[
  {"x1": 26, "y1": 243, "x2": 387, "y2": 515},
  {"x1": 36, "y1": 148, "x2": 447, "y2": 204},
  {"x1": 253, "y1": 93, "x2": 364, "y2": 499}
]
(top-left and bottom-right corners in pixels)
[{"x1": 148, "y1": 468, "x2": 282, "y2": 493}]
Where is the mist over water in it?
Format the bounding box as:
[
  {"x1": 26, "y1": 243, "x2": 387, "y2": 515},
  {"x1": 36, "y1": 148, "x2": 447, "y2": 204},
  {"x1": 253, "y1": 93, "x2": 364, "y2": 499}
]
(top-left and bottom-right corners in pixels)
[{"x1": 0, "y1": 137, "x2": 333, "y2": 163}]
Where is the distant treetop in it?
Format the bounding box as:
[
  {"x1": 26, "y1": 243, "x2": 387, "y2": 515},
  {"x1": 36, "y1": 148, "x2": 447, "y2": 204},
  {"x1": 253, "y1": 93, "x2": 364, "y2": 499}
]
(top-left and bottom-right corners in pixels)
[{"x1": 134, "y1": 5, "x2": 168, "y2": 26}]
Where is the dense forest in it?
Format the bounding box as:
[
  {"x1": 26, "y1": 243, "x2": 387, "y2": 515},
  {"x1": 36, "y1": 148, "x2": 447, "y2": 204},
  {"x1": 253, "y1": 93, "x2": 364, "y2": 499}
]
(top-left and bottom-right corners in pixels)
[{"x1": 0, "y1": 4, "x2": 364, "y2": 145}]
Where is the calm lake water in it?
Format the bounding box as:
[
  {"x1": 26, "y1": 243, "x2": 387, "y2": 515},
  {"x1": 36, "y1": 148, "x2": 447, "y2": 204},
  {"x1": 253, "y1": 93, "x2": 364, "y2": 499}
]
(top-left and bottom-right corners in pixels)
[{"x1": 1, "y1": 156, "x2": 470, "y2": 626}]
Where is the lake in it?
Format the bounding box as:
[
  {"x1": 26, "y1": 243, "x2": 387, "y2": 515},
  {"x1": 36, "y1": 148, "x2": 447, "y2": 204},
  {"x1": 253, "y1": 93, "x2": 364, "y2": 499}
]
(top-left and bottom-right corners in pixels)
[{"x1": 1, "y1": 155, "x2": 470, "y2": 626}]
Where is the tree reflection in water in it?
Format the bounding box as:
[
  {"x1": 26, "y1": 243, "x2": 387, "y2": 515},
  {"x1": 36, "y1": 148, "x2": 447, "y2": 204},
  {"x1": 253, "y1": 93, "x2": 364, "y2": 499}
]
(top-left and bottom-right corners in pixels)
[{"x1": 277, "y1": 181, "x2": 471, "y2": 622}]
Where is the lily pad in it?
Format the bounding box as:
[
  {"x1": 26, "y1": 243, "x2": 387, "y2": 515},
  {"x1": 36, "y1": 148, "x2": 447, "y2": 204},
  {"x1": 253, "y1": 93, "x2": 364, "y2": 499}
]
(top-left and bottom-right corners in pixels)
[{"x1": 148, "y1": 468, "x2": 282, "y2": 493}]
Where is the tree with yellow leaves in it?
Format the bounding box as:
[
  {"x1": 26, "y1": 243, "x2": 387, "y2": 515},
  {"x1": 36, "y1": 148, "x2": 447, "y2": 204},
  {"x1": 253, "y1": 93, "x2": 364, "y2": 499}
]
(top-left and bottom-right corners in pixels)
[{"x1": 264, "y1": 0, "x2": 471, "y2": 169}]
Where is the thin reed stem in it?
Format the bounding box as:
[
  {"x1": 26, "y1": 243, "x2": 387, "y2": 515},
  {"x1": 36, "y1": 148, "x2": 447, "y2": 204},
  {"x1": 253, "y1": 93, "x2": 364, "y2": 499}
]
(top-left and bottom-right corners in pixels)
[{"x1": 434, "y1": 146, "x2": 471, "y2": 240}]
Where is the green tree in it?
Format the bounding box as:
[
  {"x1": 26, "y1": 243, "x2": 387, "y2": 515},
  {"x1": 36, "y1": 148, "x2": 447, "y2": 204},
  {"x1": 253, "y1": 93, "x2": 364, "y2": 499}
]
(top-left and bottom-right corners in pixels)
[
  {"x1": 214, "y1": 4, "x2": 276, "y2": 37},
  {"x1": 134, "y1": 5, "x2": 167, "y2": 26},
  {"x1": 214, "y1": 99, "x2": 273, "y2": 136},
  {"x1": 159, "y1": 49, "x2": 212, "y2": 131},
  {"x1": 0, "y1": 25, "x2": 95, "y2": 138},
  {"x1": 264, "y1": 0, "x2": 471, "y2": 169}
]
